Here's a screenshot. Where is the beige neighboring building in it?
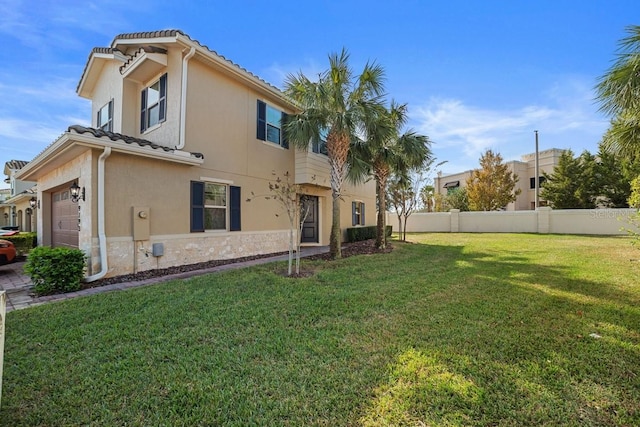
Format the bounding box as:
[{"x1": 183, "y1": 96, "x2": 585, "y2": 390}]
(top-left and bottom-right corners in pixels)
[
  {"x1": 0, "y1": 188, "x2": 11, "y2": 228},
  {"x1": 2, "y1": 160, "x2": 37, "y2": 232},
  {"x1": 433, "y1": 148, "x2": 566, "y2": 211},
  {"x1": 16, "y1": 30, "x2": 375, "y2": 279}
]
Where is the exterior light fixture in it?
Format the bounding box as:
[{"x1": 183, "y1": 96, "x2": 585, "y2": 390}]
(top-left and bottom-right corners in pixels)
[
  {"x1": 70, "y1": 181, "x2": 85, "y2": 203},
  {"x1": 29, "y1": 197, "x2": 37, "y2": 209}
]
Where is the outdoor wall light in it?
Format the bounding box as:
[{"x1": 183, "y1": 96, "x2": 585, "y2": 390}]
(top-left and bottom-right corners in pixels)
[
  {"x1": 70, "y1": 181, "x2": 85, "y2": 203},
  {"x1": 29, "y1": 197, "x2": 37, "y2": 209}
]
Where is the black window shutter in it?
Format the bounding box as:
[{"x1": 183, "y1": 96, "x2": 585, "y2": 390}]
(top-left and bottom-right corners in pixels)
[
  {"x1": 191, "y1": 181, "x2": 205, "y2": 232},
  {"x1": 257, "y1": 100, "x2": 266, "y2": 141},
  {"x1": 159, "y1": 73, "x2": 167, "y2": 122},
  {"x1": 281, "y1": 112, "x2": 289, "y2": 149},
  {"x1": 230, "y1": 186, "x2": 241, "y2": 231},
  {"x1": 361, "y1": 203, "x2": 365, "y2": 225},
  {"x1": 140, "y1": 89, "x2": 147, "y2": 132},
  {"x1": 352, "y1": 201, "x2": 357, "y2": 226}
]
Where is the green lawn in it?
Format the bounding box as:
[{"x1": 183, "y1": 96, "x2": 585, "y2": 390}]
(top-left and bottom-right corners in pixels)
[{"x1": 1, "y1": 234, "x2": 639, "y2": 426}]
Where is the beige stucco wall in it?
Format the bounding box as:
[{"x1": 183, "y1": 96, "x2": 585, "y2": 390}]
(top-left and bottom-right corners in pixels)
[
  {"x1": 91, "y1": 61, "x2": 123, "y2": 131},
  {"x1": 134, "y1": 46, "x2": 183, "y2": 147}
]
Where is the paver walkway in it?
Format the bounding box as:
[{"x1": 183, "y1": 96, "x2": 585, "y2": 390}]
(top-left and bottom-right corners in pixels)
[{"x1": 0, "y1": 247, "x2": 329, "y2": 312}]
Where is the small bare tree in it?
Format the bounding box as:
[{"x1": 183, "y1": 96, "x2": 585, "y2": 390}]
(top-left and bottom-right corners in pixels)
[
  {"x1": 387, "y1": 173, "x2": 424, "y2": 241},
  {"x1": 247, "y1": 171, "x2": 311, "y2": 275}
]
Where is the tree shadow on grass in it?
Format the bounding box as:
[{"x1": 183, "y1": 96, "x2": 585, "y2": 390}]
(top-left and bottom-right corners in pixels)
[{"x1": 357, "y1": 239, "x2": 639, "y2": 426}]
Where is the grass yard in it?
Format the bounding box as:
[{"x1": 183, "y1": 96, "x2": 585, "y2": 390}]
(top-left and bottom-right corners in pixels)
[{"x1": 1, "y1": 233, "x2": 639, "y2": 426}]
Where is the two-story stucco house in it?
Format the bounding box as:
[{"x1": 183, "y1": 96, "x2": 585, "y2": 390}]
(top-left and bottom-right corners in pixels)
[{"x1": 16, "y1": 30, "x2": 375, "y2": 280}]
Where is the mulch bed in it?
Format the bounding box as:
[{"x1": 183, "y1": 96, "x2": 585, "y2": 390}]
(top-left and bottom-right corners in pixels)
[{"x1": 84, "y1": 239, "x2": 393, "y2": 288}]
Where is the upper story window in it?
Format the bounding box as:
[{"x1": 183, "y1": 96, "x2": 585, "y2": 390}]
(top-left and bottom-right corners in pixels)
[
  {"x1": 140, "y1": 73, "x2": 167, "y2": 132},
  {"x1": 256, "y1": 100, "x2": 288, "y2": 149},
  {"x1": 312, "y1": 128, "x2": 328, "y2": 155},
  {"x1": 530, "y1": 176, "x2": 546, "y2": 189},
  {"x1": 97, "y1": 100, "x2": 113, "y2": 132}
]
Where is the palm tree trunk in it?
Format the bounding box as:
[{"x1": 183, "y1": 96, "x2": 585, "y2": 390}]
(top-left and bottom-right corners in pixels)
[
  {"x1": 326, "y1": 131, "x2": 349, "y2": 259},
  {"x1": 375, "y1": 165, "x2": 389, "y2": 249}
]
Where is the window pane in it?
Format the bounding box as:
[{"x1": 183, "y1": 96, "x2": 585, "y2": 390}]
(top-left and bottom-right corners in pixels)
[
  {"x1": 205, "y1": 208, "x2": 226, "y2": 230},
  {"x1": 205, "y1": 183, "x2": 226, "y2": 206},
  {"x1": 147, "y1": 104, "x2": 159, "y2": 128},
  {"x1": 148, "y1": 81, "x2": 160, "y2": 106},
  {"x1": 267, "y1": 124, "x2": 280, "y2": 144},
  {"x1": 98, "y1": 103, "x2": 110, "y2": 128},
  {"x1": 266, "y1": 106, "x2": 281, "y2": 144},
  {"x1": 266, "y1": 106, "x2": 281, "y2": 126}
]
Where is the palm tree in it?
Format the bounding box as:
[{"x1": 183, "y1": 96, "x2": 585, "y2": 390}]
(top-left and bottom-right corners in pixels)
[
  {"x1": 349, "y1": 102, "x2": 432, "y2": 249},
  {"x1": 596, "y1": 25, "x2": 640, "y2": 158},
  {"x1": 284, "y1": 49, "x2": 386, "y2": 259}
]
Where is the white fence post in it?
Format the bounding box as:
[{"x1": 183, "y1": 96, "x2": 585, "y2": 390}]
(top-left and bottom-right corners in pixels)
[{"x1": 0, "y1": 291, "x2": 5, "y2": 408}]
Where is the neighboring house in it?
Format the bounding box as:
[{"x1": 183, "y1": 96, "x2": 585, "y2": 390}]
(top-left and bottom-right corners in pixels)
[
  {"x1": 16, "y1": 30, "x2": 375, "y2": 279},
  {"x1": 2, "y1": 160, "x2": 37, "y2": 231},
  {"x1": 0, "y1": 188, "x2": 10, "y2": 227},
  {"x1": 433, "y1": 148, "x2": 566, "y2": 211}
]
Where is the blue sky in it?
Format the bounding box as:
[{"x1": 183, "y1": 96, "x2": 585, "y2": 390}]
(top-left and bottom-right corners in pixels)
[{"x1": 0, "y1": 0, "x2": 637, "y2": 186}]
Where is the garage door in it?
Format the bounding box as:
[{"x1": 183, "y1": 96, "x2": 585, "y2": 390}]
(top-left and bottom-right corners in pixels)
[{"x1": 52, "y1": 188, "x2": 79, "y2": 248}]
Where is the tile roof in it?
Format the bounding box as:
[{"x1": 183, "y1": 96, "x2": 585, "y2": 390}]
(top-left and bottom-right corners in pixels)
[
  {"x1": 68, "y1": 125, "x2": 204, "y2": 159},
  {"x1": 91, "y1": 47, "x2": 121, "y2": 55},
  {"x1": 78, "y1": 29, "x2": 286, "y2": 98},
  {"x1": 112, "y1": 29, "x2": 183, "y2": 40},
  {"x1": 5, "y1": 160, "x2": 29, "y2": 170}
]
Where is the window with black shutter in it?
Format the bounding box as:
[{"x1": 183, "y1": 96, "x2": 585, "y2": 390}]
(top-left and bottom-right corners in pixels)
[
  {"x1": 256, "y1": 99, "x2": 288, "y2": 149},
  {"x1": 191, "y1": 181, "x2": 241, "y2": 232},
  {"x1": 141, "y1": 73, "x2": 167, "y2": 132},
  {"x1": 191, "y1": 181, "x2": 205, "y2": 232}
]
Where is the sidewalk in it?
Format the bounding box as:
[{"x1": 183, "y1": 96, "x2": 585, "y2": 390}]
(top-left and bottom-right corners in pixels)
[{"x1": 0, "y1": 246, "x2": 329, "y2": 312}]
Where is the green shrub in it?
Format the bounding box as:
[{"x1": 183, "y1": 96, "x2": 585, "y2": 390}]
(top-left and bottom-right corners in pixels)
[
  {"x1": 23, "y1": 246, "x2": 86, "y2": 295},
  {"x1": 3, "y1": 232, "x2": 37, "y2": 256},
  {"x1": 346, "y1": 225, "x2": 393, "y2": 243}
]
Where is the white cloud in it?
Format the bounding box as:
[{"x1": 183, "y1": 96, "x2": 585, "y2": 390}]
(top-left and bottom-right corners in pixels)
[
  {"x1": 411, "y1": 77, "x2": 609, "y2": 174},
  {"x1": 0, "y1": 118, "x2": 63, "y2": 143}
]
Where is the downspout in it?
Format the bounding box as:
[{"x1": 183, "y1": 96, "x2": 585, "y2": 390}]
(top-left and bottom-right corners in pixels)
[
  {"x1": 177, "y1": 47, "x2": 196, "y2": 150},
  {"x1": 85, "y1": 147, "x2": 112, "y2": 282}
]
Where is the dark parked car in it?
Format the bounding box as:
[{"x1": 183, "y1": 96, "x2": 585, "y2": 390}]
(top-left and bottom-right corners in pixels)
[{"x1": 0, "y1": 239, "x2": 17, "y2": 265}]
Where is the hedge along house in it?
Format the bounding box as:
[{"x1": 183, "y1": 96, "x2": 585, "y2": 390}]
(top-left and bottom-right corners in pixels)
[{"x1": 16, "y1": 30, "x2": 375, "y2": 280}]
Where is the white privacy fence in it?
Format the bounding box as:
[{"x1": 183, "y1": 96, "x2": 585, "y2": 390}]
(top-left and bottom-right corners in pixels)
[
  {"x1": 0, "y1": 291, "x2": 5, "y2": 408},
  {"x1": 388, "y1": 207, "x2": 638, "y2": 235}
]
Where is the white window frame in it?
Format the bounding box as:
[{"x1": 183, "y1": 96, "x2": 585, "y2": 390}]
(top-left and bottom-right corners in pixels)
[
  {"x1": 141, "y1": 73, "x2": 167, "y2": 133},
  {"x1": 204, "y1": 182, "x2": 228, "y2": 231},
  {"x1": 266, "y1": 105, "x2": 283, "y2": 146},
  {"x1": 97, "y1": 99, "x2": 113, "y2": 132}
]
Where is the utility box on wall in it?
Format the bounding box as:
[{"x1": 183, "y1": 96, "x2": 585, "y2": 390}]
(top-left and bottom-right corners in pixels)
[
  {"x1": 132, "y1": 206, "x2": 150, "y2": 241},
  {"x1": 152, "y1": 243, "x2": 164, "y2": 257}
]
